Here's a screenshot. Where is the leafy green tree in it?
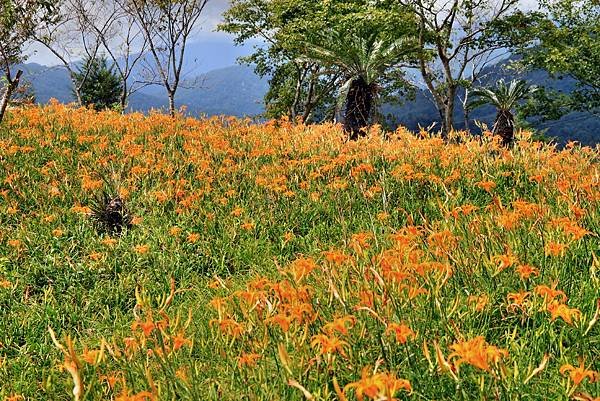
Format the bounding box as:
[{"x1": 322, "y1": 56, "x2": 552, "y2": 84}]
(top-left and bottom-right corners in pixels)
[
  {"x1": 469, "y1": 79, "x2": 538, "y2": 146},
  {"x1": 220, "y1": 0, "x2": 343, "y2": 123},
  {"x1": 74, "y1": 56, "x2": 123, "y2": 111},
  {"x1": 0, "y1": 0, "x2": 56, "y2": 123},
  {"x1": 220, "y1": 0, "x2": 418, "y2": 126},
  {"x1": 261, "y1": 61, "x2": 341, "y2": 123},
  {"x1": 491, "y1": 0, "x2": 599, "y2": 118}
]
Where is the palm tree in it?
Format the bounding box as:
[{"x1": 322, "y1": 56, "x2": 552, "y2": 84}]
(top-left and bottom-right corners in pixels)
[
  {"x1": 469, "y1": 79, "x2": 538, "y2": 146},
  {"x1": 302, "y1": 30, "x2": 415, "y2": 140}
]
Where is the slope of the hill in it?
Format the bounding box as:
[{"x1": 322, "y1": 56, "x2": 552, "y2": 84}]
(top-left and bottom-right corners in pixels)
[{"x1": 1, "y1": 105, "x2": 598, "y2": 400}]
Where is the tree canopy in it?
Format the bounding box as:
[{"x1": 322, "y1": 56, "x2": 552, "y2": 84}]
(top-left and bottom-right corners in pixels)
[
  {"x1": 491, "y1": 0, "x2": 599, "y2": 119},
  {"x1": 220, "y1": 0, "x2": 419, "y2": 125},
  {"x1": 74, "y1": 55, "x2": 124, "y2": 111},
  {"x1": 1, "y1": 0, "x2": 57, "y2": 123}
]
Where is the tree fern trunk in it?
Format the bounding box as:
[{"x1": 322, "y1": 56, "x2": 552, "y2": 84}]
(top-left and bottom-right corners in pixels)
[
  {"x1": 493, "y1": 110, "x2": 515, "y2": 147},
  {"x1": 344, "y1": 77, "x2": 374, "y2": 140}
]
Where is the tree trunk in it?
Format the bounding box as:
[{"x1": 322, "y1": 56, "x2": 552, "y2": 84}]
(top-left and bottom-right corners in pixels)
[
  {"x1": 462, "y1": 89, "x2": 471, "y2": 131},
  {"x1": 302, "y1": 73, "x2": 317, "y2": 124},
  {"x1": 70, "y1": 74, "x2": 84, "y2": 106},
  {"x1": 493, "y1": 109, "x2": 514, "y2": 147},
  {"x1": 441, "y1": 88, "x2": 456, "y2": 138},
  {"x1": 168, "y1": 92, "x2": 176, "y2": 118},
  {"x1": 290, "y1": 64, "x2": 305, "y2": 121},
  {"x1": 0, "y1": 70, "x2": 23, "y2": 125},
  {"x1": 120, "y1": 82, "x2": 128, "y2": 113},
  {"x1": 344, "y1": 76, "x2": 374, "y2": 140}
]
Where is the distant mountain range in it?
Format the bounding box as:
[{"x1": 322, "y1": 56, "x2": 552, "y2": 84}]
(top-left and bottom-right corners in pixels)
[
  {"x1": 16, "y1": 62, "x2": 268, "y2": 118},
  {"x1": 14, "y1": 60, "x2": 600, "y2": 146}
]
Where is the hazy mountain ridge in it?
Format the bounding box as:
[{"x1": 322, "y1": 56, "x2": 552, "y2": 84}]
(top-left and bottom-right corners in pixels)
[{"x1": 18, "y1": 63, "x2": 268, "y2": 118}]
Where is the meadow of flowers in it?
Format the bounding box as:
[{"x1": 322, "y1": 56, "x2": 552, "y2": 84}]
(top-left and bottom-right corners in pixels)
[{"x1": 0, "y1": 103, "x2": 598, "y2": 400}]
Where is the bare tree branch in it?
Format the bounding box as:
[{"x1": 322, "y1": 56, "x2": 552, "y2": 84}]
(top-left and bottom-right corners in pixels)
[{"x1": 120, "y1": 0, "x2": 209, "y2": 116}]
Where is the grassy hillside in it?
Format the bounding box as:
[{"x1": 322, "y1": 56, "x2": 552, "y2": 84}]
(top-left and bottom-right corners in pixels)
[{"x1": 0, "y1": 105, "x2": 598, "y2": 400}]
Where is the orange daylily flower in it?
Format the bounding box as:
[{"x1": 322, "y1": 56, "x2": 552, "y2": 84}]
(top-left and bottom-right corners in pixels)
[
  {"x1": 172, "y1": 332, "x2": 191, "y2": 351},
  {"x1": 169, "y1": 226, "x2": 182, "y2": 237},
  {"x1": 344, "y1": 367, "x2": 412, "y2": 401},
  {"x1": 547, "y1": 301, "x2": 582, "y2": 325},
  {"x1": 311, "y1": 334, "x2": 348, "y2": 357},
  {"x1": 100, "y1": 372, "x2": 120, "y2": 389},
  {"x1": 493, "y1": 253, "x2": 518, "y2": 272},
  {"x1": 449, "y1": 336, "x2": 508, "y2": 372},
  {"x1": 4, "y1": 395, "x2": 24, "y2": 401},
  {"x1": 377, "y1": 212, "x2": 390, "y2": 221},
  {"x1": 284, "y1": 302, "x2": 314, "y2": 324},
  {"x1": 7, "y1": 239, "x2": 22, "y2": 248},
  {"x1": 572, "y1": 393, "x2": 600, "y2": 401},
  {"x1": 240, "y1": 221, "x2": 255, "y2": 231},
  {"x1": 545, "y1": 241, "x2": 568, "y2": 257},
  {"x1": 210, "y1": 318, "x2": 245, "y2": 338},
  {"x1": 265, "y1": 313, "x2": 293, "y2": 332},
  {"x1": 131, "y1": 319, "x2": 155, "y2": 337},
  {"x1": 134, "y1": 245, "x2": 150, "y2": 254},
  {"x1": 535, "y1": 284, "x2": 568, "y2": 303},
  {"x1": 323, "y1": 315, "x2": 356, "y2": 336},
  {"x1": 428, "y1": 229, "x2": 457, "y2": 257},
  {"x1": 80, "y1": 347, "x2": 102, "y2": 365},
  {"x1": 187, "y1": 233, "x2": 200, "y2": 243},
  {"x1": 123, "y1": 337, "x2": 139, "y2": 355},
  {"x1": 288, "y1": 257, "x2": 318, "y2": 283},
  {"x1": 350, "y1": 232, "x2": 373, "y2": 253},
  {"x1": 237, "y1": 352, "x2": 261, "y2": 368},
  {"x1": 506, "y1": 291, "x2": 531, "y2": 311},
  {"x1": 476, "y1": 180, "x2": 496, "y2": 192},
  {"x1": 230, "y1": 207, "x2": 244, "y2": 217},
  {"x1": 116, "y1": 390, "x2": 155, "y2": 401},
  {"x1": 467, "y1": 294, "x2": 489, "y2": 311},
  {"x1": 323, "y1": 249, "x2": 350, "y2": 265},
  {"x1": 515, "y1": 264, "x2": 539, "y2": 279},
  {"x1": 101, "y1": 237, "x2": 118, "y2": 246},
  {"x1": 283, "y1": 231, "x2": 296, "y2": 242},
  {"x1": 560, "y1": 361, "x2": 599, "y2": 386},
  {"x1": 385, "y1": 323, "x2": 415, "y2": 344}
]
